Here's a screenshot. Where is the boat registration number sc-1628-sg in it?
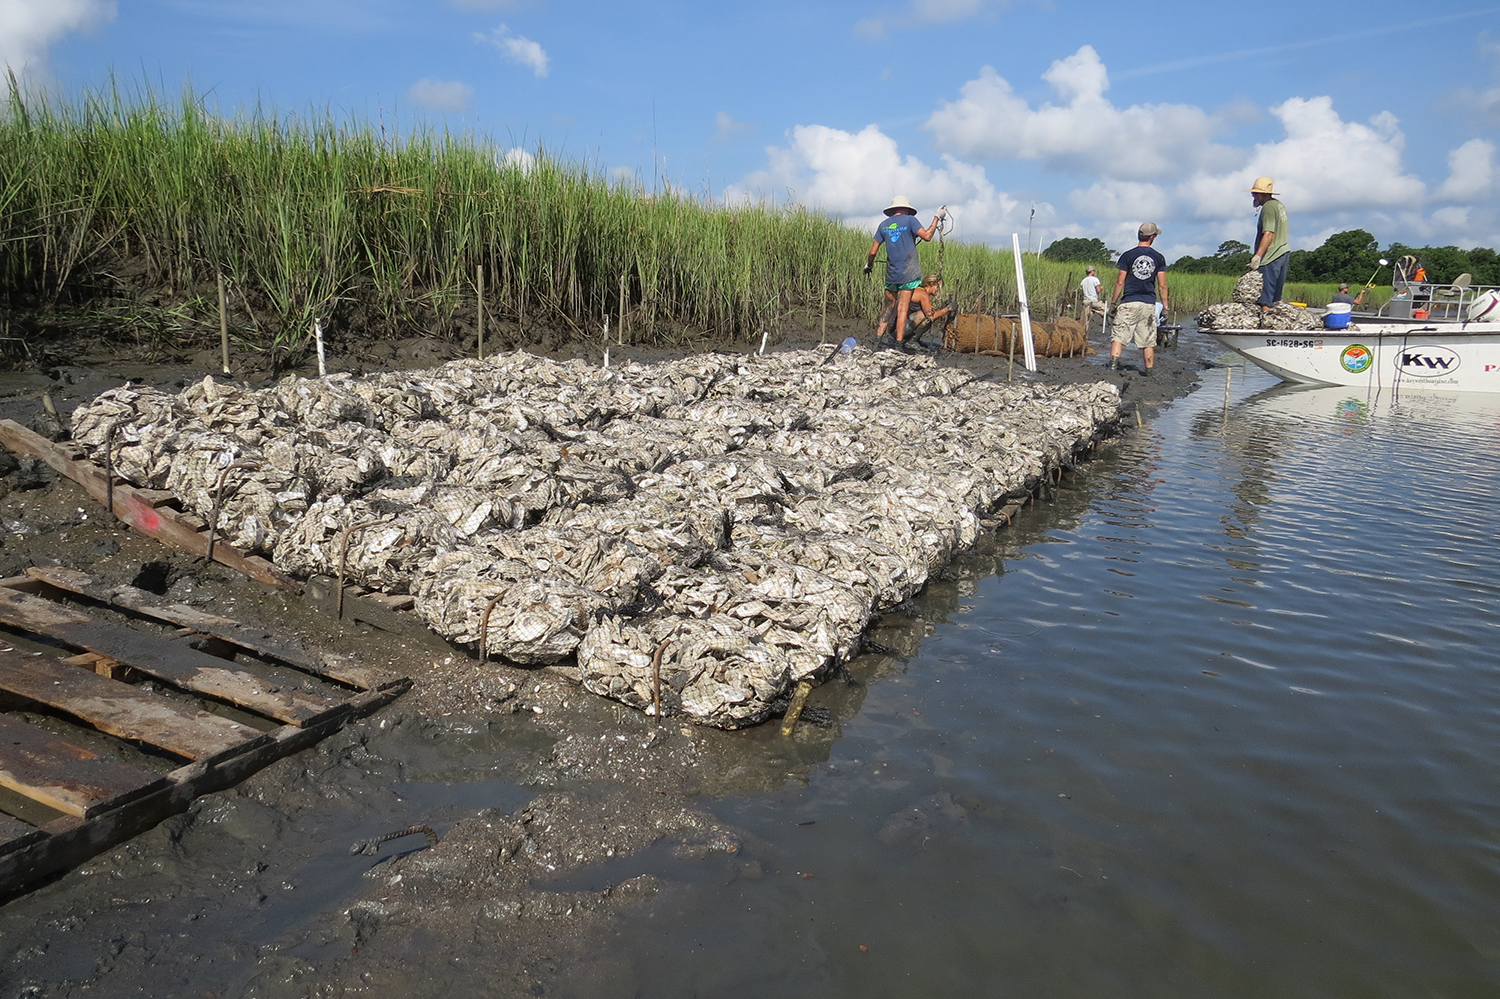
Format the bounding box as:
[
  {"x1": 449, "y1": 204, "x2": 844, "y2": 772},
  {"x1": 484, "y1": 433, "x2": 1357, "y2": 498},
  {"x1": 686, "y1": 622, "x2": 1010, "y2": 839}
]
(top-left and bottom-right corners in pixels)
[{"x1": 1265, "y1": 338, "x2": 1325, "y2": 349}]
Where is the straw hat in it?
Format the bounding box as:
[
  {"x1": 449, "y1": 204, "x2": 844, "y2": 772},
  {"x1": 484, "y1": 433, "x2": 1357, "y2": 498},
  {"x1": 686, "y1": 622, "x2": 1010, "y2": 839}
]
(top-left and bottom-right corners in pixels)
[
  {"x1": 883, "y1": 195, "x2": 916, "y2": 215},
  {"x1": 1245, "y1": 176, "x2": 1276, "y2": 195}
]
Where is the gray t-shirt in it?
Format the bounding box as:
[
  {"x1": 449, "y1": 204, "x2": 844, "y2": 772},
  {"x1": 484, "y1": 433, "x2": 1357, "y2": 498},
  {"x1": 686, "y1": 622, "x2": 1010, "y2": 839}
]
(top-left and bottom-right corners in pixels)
[{"x1": 873, "y1": 213, "x2": 925, "y2": 286}]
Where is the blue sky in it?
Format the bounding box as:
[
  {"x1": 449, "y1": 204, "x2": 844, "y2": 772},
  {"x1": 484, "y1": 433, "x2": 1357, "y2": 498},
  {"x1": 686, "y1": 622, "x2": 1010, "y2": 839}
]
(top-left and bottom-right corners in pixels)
[{"x1": 11, "y1": 0, "x2": 1500, "y2": 260}]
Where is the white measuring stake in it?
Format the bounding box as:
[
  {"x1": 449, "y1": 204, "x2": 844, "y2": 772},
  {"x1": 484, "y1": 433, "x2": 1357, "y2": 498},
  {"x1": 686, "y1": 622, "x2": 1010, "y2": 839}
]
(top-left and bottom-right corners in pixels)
[
  {"x1": 759, "y1": 331, "x2": 768, "y2": 355},
  {"x1": 603, "y1": 348, "x2": 610, "y2": 369},
  {"x1": 314, "y1": 319, "x2": 328, "y2": 377},
  {"x1": 1011, "y1": 233, "x2": 1038, "y2": 372}
]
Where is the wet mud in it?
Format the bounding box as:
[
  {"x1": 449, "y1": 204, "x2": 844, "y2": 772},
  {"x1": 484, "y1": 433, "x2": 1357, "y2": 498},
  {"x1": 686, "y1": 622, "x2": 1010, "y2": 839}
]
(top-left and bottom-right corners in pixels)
[{"x1": 0, "y1": 318, "x2": 1211, "y2": 998}]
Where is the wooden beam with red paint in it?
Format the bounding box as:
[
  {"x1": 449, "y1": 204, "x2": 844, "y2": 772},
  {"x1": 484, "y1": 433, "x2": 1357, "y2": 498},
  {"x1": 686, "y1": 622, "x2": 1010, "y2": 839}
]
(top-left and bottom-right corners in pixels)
[{"x1": 0, "y1": 419, "x2": 298, "y2": 591}]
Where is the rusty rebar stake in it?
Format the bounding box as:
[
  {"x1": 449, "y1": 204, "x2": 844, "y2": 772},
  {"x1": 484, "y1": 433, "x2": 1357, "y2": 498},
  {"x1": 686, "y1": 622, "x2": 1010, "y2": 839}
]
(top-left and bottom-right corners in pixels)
[
  {"x1": 103, "y1": 426, "x2": 116, "y2": 518},
  {"x1": 207, "y1": 461, "x2": 259, "y2": 564},
  {"x1": 478, "y1": 592, "x2": 508, "y2": 665},
  {"x1": 336, "y1": 517, "x2": 384, "y2": 620},
  {"x1": 651, "y1": 639, "x2": 670, "y2": 722}
]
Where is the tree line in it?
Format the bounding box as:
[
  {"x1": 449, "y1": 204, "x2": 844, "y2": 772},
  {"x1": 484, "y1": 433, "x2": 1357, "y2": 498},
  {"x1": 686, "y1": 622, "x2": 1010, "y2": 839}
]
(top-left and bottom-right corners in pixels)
[{"x1": 1044, "y1": 231, "x2": 1500, "y2": 287}]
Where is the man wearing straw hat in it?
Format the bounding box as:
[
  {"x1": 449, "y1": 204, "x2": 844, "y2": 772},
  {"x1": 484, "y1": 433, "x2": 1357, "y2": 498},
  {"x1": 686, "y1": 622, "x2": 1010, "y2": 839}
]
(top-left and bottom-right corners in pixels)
[
  {"x1": 1246, "y1": 176, "x2": 1290, "y2": 317},
  {"x1": 864, "y1": 196, "x2": 946, "y2": 346}
]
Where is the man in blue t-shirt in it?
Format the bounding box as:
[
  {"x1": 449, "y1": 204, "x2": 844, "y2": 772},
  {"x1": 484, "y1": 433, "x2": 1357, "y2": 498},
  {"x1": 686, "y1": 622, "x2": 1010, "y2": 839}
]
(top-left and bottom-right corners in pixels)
[
  {"x1": 863, "y1": 196, "x2": 946, "y2": 346},
  {"x1": 1108, "y1": 222, "x2": 1169, "y2": 375}
]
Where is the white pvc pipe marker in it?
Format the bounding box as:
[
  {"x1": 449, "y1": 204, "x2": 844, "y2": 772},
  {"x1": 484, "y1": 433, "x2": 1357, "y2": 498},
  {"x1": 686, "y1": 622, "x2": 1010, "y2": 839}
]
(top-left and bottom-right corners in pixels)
[
  {"x1": 1011, "y1": 234, "x2": 1038, "y2": 372},
  {"x1": 314, "y1": 319, "x2": 328, "y2": 377}
]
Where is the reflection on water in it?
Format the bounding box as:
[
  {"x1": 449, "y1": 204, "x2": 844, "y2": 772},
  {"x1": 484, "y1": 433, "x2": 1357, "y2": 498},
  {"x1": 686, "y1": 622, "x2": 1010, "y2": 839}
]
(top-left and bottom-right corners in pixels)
[{"x1": 577, "y1": 363, "x2": 1500, "y2": 998}]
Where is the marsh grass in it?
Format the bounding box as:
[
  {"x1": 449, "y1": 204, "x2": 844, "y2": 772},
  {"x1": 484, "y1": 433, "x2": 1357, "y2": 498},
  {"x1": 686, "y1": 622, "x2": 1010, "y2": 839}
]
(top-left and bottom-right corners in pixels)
[{"x1": 2, "y1": 84, "x2": 1378, "y2": 362}]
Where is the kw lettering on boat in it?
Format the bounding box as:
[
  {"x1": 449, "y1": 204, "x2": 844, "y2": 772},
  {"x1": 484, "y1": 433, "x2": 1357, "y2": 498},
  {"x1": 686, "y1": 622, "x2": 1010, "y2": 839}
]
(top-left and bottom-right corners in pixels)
[{"x1": 1396, "y1": 346, "x2": 1461, "y2": 376}]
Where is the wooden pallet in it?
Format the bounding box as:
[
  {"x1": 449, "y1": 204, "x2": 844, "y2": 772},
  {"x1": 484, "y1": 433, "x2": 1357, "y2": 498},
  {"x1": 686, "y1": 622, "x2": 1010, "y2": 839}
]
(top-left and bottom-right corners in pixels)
[
  {"x1": 0, "y1": 569, "x2": 409, "y2": 900},
  {"x1": 0, "y1": 420, "x2": 442, "y2": 644},
  {"x1": 0, "y1": 420, "x2": 298, "y2": 590}
]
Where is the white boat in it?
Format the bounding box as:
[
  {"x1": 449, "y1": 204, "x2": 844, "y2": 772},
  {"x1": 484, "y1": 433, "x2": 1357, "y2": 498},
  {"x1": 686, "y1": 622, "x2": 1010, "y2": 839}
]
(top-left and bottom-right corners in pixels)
[{"x1": 1205, "y1": 322, "x2": 1500, "y2": 393}]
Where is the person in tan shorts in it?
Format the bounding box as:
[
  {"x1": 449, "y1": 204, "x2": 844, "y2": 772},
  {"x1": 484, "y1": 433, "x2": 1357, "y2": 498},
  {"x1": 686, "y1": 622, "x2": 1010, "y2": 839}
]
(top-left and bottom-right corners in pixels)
[{"x1": 1108, "y1": 222, "x2": 1169, "y2": 375}]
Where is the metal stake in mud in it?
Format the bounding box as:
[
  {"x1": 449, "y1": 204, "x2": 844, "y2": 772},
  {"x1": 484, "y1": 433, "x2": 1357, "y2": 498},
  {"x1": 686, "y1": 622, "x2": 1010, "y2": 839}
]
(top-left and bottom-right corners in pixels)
[
  {"x1": 479, "y1": 592, "x2": 507, "y2": 665},
  {"x1": 207, "y1": 461, "x2": 259, "y2": 565},
  {"x1": 103, "y1": 426, "x2": 116, "y2": 518},
  {"x1": 336, "y1": 517, "x2": 384, "y2": 620},
  {"x1": 651, "y1": 638, "x2": 670, "y2": 722}
]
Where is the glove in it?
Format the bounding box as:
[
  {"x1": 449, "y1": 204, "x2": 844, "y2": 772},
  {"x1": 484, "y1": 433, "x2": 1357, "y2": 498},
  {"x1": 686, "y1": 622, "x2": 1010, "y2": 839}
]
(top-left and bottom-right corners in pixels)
[
  {"x1": 862, "y1": 263, "x2": 873, "y2": 276},
  {"x1": 1248, "y1": 254, "x2": 1262, "y2": 268},
  {"x1": 935, "y1": 208, "x2": 948, "y2": 222}
]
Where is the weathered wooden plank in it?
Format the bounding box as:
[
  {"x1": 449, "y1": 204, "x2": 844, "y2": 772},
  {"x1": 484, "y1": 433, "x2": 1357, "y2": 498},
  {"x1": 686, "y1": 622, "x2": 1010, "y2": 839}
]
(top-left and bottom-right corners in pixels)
[
  {"x1": 0, "y1": 588, "x2": 344, "y2": 726},
  {"x1": 0, "y1": 813, "x2": 45, "y2": 859},
  {"x1": 0, "y1": 650, "x2": 267, "y2": 762},
  {"x1": 21, "y1": 567, "x2": 402, "y2": 692},
  {"x1": 0, "y1": 419, "x2": 300, "y2": 591},
  {"x1": 61, "y1": 651, "x2": 127, "y2": 680},
  {"x1": 302, "y1": 575, "x2": 452, "y2": 653},
  {"x1": 130, "y1": 488, "x2": 179, "y2": 508},
  {"x1": 0, "y1": 714, "x2": 167, "y2": 818},
  {"x1": 0, "y1": 681, "x2": 407, "y2": 901}
]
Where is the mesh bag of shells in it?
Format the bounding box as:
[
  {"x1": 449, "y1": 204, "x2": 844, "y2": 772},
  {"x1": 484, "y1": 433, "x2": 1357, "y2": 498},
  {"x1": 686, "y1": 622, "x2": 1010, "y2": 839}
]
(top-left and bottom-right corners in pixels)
[
  {"x1": 1196, "y1": 271, "x2": 1323, "y2": 331},
  {"x1": 70, "y1": 347, "x2": 1120, "y2": 727}
]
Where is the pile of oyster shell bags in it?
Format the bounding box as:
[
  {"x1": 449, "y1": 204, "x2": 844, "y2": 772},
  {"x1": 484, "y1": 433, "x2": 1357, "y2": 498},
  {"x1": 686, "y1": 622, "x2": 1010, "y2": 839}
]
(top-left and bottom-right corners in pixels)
[
  {"x1": 1197, "y1": 270, "x2": 1322, "y2": 331},
  {"x1": 70, "y1": 348, "x2": 1119, "y2": 727}
]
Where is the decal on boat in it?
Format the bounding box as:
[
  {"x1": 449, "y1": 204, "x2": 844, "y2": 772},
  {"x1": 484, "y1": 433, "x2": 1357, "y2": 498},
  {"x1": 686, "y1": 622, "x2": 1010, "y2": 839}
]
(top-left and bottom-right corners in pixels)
[
  {"x1": 1395, "y1": 346, "x2": 1461, "y2": 377},
  {"x1": 1339, "y1": 344, "x2": 1373, "y2": 373}
]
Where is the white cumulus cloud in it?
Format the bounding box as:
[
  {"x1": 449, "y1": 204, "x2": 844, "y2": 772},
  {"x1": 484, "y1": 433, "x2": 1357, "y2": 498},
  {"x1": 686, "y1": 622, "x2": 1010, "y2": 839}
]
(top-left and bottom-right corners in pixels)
[
  {"x1": 405, "y1": 78, "x2": 475, "y2": 113},
  {"x1": 1177, "y1": 97, "x2": 1426, "y2": 219},
  {"x1": 1069, "y1": 180, "x2": 1171, "y2": 222},
  {"x1": 0, "y1": 0, "x2": 115, "y2": 78},
  {"x1": 474, "y1": 24, "x2": 549, "y2": 78},
  {"x1": 498, "y1": 147, "x2": 540, "y2": 176},
  {"x1": 727, "y1": 122, "x2": 1037, "y2": 243},
  {"x1": 1436, "y1": 139, "x2": 1496, "y2": 202},
  {"x1": 924, "y1": 46, "x2": 1242, "y2": 180}
]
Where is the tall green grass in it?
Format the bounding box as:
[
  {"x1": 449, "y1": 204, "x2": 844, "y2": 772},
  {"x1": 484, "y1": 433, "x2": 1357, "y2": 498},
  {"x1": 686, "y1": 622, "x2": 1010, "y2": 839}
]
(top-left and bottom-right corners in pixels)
[{"x1": 1, "y1": 84, "x2": 1374, "y2": 360}]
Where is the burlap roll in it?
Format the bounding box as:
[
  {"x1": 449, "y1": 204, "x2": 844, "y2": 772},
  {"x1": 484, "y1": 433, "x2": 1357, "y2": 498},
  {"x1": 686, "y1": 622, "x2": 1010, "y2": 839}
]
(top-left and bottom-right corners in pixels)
[{"x1": 944, "y1": 314, "x2": 1093, "y2": 357}]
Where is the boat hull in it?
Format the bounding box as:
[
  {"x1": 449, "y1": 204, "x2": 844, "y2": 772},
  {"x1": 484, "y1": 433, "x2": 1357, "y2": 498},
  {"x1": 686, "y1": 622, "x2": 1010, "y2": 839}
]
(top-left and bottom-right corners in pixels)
[{"x1": 1205, "y1": 325, "x2": 1500, "y2": 393}]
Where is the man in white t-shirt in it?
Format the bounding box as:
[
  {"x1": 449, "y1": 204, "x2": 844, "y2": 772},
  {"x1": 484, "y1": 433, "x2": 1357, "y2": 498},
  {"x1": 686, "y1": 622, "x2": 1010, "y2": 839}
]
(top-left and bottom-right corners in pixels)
[{"x1": 1080, "y1": 266, "x2": 1105, "y2": 322}]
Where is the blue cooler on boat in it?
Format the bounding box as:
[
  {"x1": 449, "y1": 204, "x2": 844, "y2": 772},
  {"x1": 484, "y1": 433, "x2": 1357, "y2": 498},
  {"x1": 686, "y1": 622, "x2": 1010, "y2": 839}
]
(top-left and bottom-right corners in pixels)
[{"x1": 1324, "y1": 302, "x2": 1353, "y2": 329}]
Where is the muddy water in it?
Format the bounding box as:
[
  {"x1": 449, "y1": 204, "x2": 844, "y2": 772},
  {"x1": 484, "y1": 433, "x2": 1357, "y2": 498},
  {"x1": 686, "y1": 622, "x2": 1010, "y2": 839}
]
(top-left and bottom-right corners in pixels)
[
  {"x1": 558, "y1": 364, "x2": 1500, "y2": 997},
  {"x1": 4, "y1": 349, "x2": 1499, "y2": 996}
]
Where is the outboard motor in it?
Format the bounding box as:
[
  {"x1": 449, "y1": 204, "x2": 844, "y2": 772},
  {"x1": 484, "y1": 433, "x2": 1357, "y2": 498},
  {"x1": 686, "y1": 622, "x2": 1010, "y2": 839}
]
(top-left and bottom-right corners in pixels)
[{"x1": 1467, "y1": 290, "x2": 1500, "y2": 322}]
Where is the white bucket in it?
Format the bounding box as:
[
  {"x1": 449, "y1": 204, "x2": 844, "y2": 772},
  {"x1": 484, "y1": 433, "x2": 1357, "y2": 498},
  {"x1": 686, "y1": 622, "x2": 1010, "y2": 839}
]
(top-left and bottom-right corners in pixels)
[{"x1": 1325, "y1": 302, "x2": 1353, "y2": 315}]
